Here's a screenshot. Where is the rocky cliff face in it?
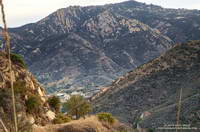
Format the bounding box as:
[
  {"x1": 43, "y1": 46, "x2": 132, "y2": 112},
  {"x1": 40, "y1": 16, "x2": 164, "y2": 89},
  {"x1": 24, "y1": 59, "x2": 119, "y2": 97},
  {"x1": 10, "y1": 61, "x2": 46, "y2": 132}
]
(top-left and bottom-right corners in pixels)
[
  {"x1": 93, "y1": 40, "x2": 200, "y2": 128},
  {"x1": 0, "y1": 51, "x2": 52, "y2": 128},
  {"x1": 2, "y1": 0, "x2": 200, "y2": 95}
]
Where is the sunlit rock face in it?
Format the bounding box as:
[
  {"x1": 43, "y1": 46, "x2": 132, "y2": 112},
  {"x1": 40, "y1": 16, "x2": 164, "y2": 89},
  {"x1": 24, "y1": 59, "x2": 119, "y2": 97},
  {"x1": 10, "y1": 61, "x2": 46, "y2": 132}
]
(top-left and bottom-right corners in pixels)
[{"x1": 3, "y1": 0, "x2": 200, "y2": 95}]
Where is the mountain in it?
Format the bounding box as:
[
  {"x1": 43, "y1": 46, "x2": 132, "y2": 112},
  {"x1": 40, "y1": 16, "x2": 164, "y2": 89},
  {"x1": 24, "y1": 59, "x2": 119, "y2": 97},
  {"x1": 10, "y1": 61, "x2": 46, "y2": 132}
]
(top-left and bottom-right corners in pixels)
[
  {"x1": 92, "y1": 40, "x2": 200, "y2": 128},
  {"x1": 0, "y1": 51, "x2": 53, "y2": 128},
  {"x1": 1, "y1": 0, "x2": 200, "y2": 95}
]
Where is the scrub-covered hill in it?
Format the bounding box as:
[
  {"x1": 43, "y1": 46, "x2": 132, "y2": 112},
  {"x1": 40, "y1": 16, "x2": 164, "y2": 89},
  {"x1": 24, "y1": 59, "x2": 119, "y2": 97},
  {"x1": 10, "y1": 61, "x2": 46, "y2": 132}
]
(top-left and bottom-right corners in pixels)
[{"x1": 93, "y1": 40, "x2": 200, "y2": 129}]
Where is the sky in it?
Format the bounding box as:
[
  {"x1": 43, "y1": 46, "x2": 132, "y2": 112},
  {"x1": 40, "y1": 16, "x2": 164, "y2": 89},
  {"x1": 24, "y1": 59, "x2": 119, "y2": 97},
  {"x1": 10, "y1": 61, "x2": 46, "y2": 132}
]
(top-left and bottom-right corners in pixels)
[{"x1": 1, "y1": 0, "x2": 200, "y2": 27}]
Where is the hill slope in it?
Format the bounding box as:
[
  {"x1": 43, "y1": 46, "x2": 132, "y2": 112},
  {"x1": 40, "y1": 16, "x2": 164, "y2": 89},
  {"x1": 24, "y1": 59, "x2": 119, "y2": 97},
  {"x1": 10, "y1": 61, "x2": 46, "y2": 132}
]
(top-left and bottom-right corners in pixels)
[{"x1": 93, "y1": 40, "x2": 200, "y2": 128}]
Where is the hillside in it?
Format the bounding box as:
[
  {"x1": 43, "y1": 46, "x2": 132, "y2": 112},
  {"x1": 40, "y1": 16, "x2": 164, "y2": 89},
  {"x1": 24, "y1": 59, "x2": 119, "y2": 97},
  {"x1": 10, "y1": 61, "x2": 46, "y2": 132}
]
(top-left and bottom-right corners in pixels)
[
  {"x1": 0, "y1": 51, "x2": 53, "y2": 130},
  {"x1": 93, "y1": 40, "x2": 200, "y2": 128},
  {"x1": 2, "y1": 0, "x2": 199, "y2": 96}
]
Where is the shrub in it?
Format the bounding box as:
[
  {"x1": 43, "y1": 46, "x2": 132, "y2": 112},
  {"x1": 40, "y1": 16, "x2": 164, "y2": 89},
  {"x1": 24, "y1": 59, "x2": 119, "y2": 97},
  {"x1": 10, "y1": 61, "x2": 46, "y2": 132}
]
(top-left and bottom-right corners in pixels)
[
  {"x1": 25, "y1": 95, "x2": 41, "y2": 113},
  {"x1": 48, "y1": 96, "x2": 61, "y2": 113},
  {"x1": 63, "y1": 95, "x2": 92, "y2": 119},
  {"x1": 11, "y1": 53, "x2": 27, "y2": 68},
  {"x1": 97, "y1": 112, "x2": 116, "y2": 125},
  {"x1": 53, "y1": 113, "x2": 71, "y2": 124}
]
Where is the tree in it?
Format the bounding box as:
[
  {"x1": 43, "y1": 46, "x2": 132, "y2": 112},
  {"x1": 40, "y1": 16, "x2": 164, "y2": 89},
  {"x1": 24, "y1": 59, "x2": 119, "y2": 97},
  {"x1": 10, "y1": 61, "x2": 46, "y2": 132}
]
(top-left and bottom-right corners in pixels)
[
  {"x1": 48, "y1": 96, "x2": 61, "y2": 113},
  {"x1": 63, "y1": 95, "x2": 92, "y2": 119}
]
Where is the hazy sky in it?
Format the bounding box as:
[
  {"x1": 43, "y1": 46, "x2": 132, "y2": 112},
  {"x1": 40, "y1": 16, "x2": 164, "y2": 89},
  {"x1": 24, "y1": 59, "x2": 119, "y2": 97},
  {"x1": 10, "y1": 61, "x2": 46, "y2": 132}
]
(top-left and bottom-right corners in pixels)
[{"x1": 1, "y1": 0, "x2": 200, "y2": 27}]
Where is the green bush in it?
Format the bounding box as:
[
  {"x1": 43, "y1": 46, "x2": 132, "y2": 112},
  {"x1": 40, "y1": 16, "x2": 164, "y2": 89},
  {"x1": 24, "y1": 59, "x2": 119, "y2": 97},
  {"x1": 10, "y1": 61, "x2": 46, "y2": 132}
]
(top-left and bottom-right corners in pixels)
[
  {"x1": 48, "y1": 96, "x2": 61, "y2": 113},
  {"x1": 53, "y1": 113, "x2": 71, "y2": 124},
  {"x1": 97, "y1": 112, "x2": 116, "y2": 125},
  {"x1": 63, "y1": 95, "x2": 92, "y2": 119},
  {"x1": 11, "y1": 53, "x2": 27, "y2": 68},
  {"x1": 25, "y1": 95, "x2": 41, "y2": 113}
]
